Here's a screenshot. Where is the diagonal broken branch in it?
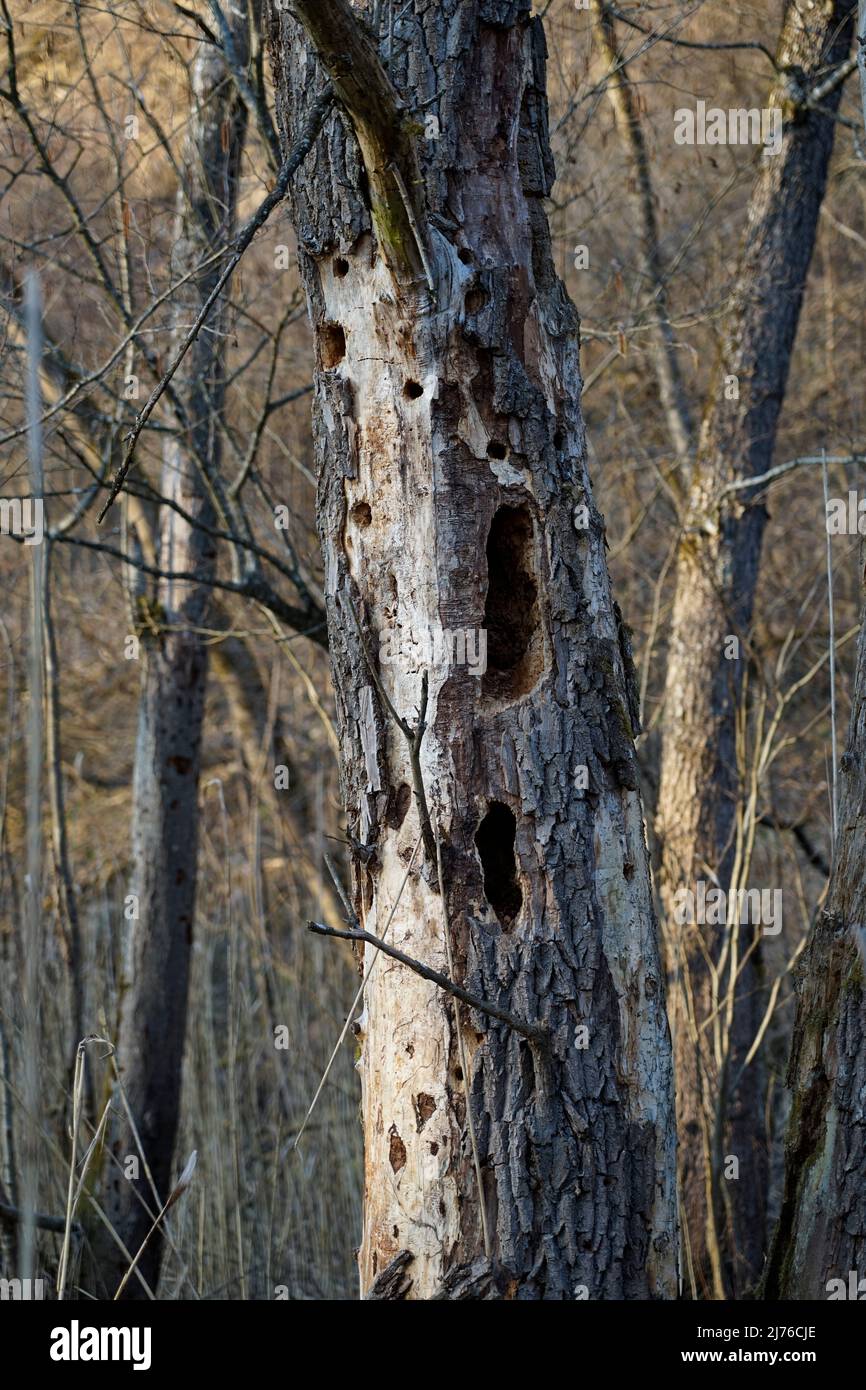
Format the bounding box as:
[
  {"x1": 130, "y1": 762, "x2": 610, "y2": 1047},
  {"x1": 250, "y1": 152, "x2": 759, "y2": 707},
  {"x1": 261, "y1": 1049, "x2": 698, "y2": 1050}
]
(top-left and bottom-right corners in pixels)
[
  {"x1": 286, "y1": 0, "x2": 432, "y2": 292},
  {"x1": 308, "y1": 920, "x2": 546, "y2": 1041}
]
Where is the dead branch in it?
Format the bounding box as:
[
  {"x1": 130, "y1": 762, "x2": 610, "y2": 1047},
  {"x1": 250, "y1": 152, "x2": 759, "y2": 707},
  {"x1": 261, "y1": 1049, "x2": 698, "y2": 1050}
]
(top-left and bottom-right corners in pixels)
[
  {"x1": 307, "y1": 921, "x2": 546, "y2": 1041},
  {"x1": 97, "y1": 85, "x2": 335, "y2": 523}
]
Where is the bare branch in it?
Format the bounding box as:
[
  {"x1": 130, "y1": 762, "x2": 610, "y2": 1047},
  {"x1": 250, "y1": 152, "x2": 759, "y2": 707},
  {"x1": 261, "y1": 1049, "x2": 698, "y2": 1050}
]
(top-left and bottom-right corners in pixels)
[
  {"x1": 307, "y1": 922, "x2": 546, "y2": 1040},
  {"x1": 97, "y1": 85, "x2": 335, "y2": 524},
  {"x1": 286, "y1": 0, "x2": 431, "y2": 291}
]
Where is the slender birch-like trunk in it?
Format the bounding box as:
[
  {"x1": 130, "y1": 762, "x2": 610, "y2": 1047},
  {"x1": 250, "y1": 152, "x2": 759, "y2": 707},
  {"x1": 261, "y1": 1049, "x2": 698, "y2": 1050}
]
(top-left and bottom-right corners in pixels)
[{"x1": 95, "y1": 23, "x2": 247, "y2": 1297}]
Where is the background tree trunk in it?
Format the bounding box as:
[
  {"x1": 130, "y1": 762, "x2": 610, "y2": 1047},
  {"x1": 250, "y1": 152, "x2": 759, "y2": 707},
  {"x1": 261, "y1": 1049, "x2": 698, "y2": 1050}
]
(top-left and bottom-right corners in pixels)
[
  {"x1": 764, "y1": 588, "x2": 866, "y2": 1298},
  {"x1": 654, "y1": 0, "x2": 854, "y2": 1298},
  {"x1": 94, "y1": 25, "x2": 248, "y2": 1298},
  {"x1": 589, "y1": 0, "x2": 693, "y2": 466},
  {"x1": 270, "y1": 0, "x2": 677, "y2": 1299}
]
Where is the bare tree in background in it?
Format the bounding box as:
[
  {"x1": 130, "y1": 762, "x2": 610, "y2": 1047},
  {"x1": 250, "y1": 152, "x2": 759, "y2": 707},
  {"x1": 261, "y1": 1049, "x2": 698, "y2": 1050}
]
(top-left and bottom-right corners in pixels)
[
  {"x1": 765, "y1": 579, "x2": 866, "y2": 1298},
  {"x1": 652, "y1": 0, "x2": 855, "y2": 1298},
  {"x1": 91, "y1": 12, "x2": 249, "y2": 1298},
  {"x1": 764, "y1": 0, "x2": 866, "y2": 1302},
  {"x1": 0, "y1": 0, "x2": 346, "y2": 1299}
]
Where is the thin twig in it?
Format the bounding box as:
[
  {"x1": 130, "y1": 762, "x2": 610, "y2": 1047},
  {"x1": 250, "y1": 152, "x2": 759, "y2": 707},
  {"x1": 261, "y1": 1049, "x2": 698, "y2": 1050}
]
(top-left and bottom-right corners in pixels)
[
  {"x1": 292, "y1": 832, "x2": 424, "y2": 1150},
  {"x1": 308, "y1": 922, "x2": 544, "y2": 1041},
  {"x1": 58, "y1": 1036, "x2": 114, "y2": 1301},
  {"x1": 0, "y1": 1201, "x2": 78, "y2": 1235},
  {"x1": 388, "y1": 159, "x2": 436, "y2": 296},
  {"x1": 717, "y1": 452, "x2": 866, "y2": 500},
  {"x1": 113, "y1": 1152, "x2": 197, "y2": 1300},
  {"x1": 822, "y1": 449, "x2": 839, "y2": 848},
  {"x1": 97, "y1": 86, "x2": 334, "y2": 523},
  {"x1": 344, "y1": 595, "x2": 438, "y2": 865}
]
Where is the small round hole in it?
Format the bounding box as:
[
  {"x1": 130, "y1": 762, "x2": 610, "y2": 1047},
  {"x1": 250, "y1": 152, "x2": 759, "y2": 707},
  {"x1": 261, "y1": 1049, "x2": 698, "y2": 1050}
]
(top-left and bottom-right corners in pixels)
[
  {"x1": 458, "y1": 247, "x2": 473, "y2": 264},
  {"x1": 553, "y1": 430, "x2": 564, "y2": 450},
  {"x1": 404, "y1": 379, "x2": 424, "y2": 400},
  {"x1": 350, "y1": 500, "x2": 372, "y2": 527},
  {"x1": 333, "y1": 256, "x2": 349, "y2": 278},
  {"x1": 487, "y1": 440, "x2": 507, "y2": 460}
]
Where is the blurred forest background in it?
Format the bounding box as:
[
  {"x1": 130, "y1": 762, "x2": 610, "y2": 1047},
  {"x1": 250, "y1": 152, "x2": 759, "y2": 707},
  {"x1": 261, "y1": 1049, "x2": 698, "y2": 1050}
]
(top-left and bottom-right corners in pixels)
[{"x1": 0, "y1": 0, "x2": 862, "y2": 1298}]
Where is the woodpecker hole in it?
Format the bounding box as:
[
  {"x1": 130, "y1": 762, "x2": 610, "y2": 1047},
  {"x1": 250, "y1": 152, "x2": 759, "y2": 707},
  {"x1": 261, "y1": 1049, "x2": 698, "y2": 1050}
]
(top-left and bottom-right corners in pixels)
[
  {"x1": 333, "y1": 256, "x2": 350, "y2": 278},
  {"x1": 486, "y1": 439, "x2": 507, "y2": 459},
  {"x1": 349, "y1": 500, "x2": 372, "y2": 528},
  {"x1": 319, "y1": 322, "x2": 345, "y2": 369},
  {"x1": 475, "y1": 801, "x2": 522, "y2": 927},
  {"x1": 403, "y1": 379, "x2": 424, "y2": 400},
  {"x1": 482, "y1": 504, "x2": 541, "y2": 700},
  {"x1": 385, "y1": 781, "x2": 411, "y2": 830}
]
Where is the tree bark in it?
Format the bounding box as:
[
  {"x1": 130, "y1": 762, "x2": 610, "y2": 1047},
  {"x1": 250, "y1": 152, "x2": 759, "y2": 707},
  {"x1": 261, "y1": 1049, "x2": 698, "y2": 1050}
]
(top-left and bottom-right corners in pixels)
[
  {"x1": 764, "y1": 593, "x2": 866, "y2": 1298},
  {"x1": 654, "y1": 0, "x2": 854, "y2": 1298},
  {"x1": 94, "y1": 24, "x2": 248, "y2": 1298},
  {"x1": 270, "y1": 0, "x2": 677, "y2": 1299}
]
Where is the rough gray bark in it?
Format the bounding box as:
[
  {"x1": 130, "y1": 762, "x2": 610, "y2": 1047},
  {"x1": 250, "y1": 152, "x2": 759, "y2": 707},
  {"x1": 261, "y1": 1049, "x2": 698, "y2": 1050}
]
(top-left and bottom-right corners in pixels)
[
  {"x1": 93, "y1": 26, "x2": 247, "y2": 1298},
  {"x1": 270, "y1": 0, "x2": 677, "y2": 1299},
  {"x1": 764, "y1": 592, "x2": 866, "y2": 1298},
  {"x1": 654, "y1": 0, "x2": 855, "y2": 1299}
]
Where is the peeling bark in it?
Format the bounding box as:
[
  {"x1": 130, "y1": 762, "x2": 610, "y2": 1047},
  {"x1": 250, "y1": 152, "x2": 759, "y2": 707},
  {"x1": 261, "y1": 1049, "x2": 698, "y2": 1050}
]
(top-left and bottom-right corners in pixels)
[{"x1": 270, "y1": 0, "x2": 676, "y2": 1299}]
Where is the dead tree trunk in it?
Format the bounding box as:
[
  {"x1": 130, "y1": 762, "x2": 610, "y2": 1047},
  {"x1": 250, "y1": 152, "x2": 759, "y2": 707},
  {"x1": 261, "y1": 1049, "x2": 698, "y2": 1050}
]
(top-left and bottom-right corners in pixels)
[
  {"x1": 269, "y1": 0, "x2": 677, "y2": 1299},
  {"x1": 94, "y1": 31, "x2": 248, "y2": 1298},
  {"x1": 764, "y1": 591, "x2": 866, "y2": 1298},
  {"x1": 654, "y1": 0, "x2": 854, "y2": 1298}
]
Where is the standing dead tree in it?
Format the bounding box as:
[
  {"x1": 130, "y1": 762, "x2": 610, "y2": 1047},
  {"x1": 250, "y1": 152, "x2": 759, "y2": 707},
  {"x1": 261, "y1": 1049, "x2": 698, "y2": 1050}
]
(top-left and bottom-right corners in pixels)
[{"x1": 267, "y1": 0, "x2": 677, "y2": 1299}]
